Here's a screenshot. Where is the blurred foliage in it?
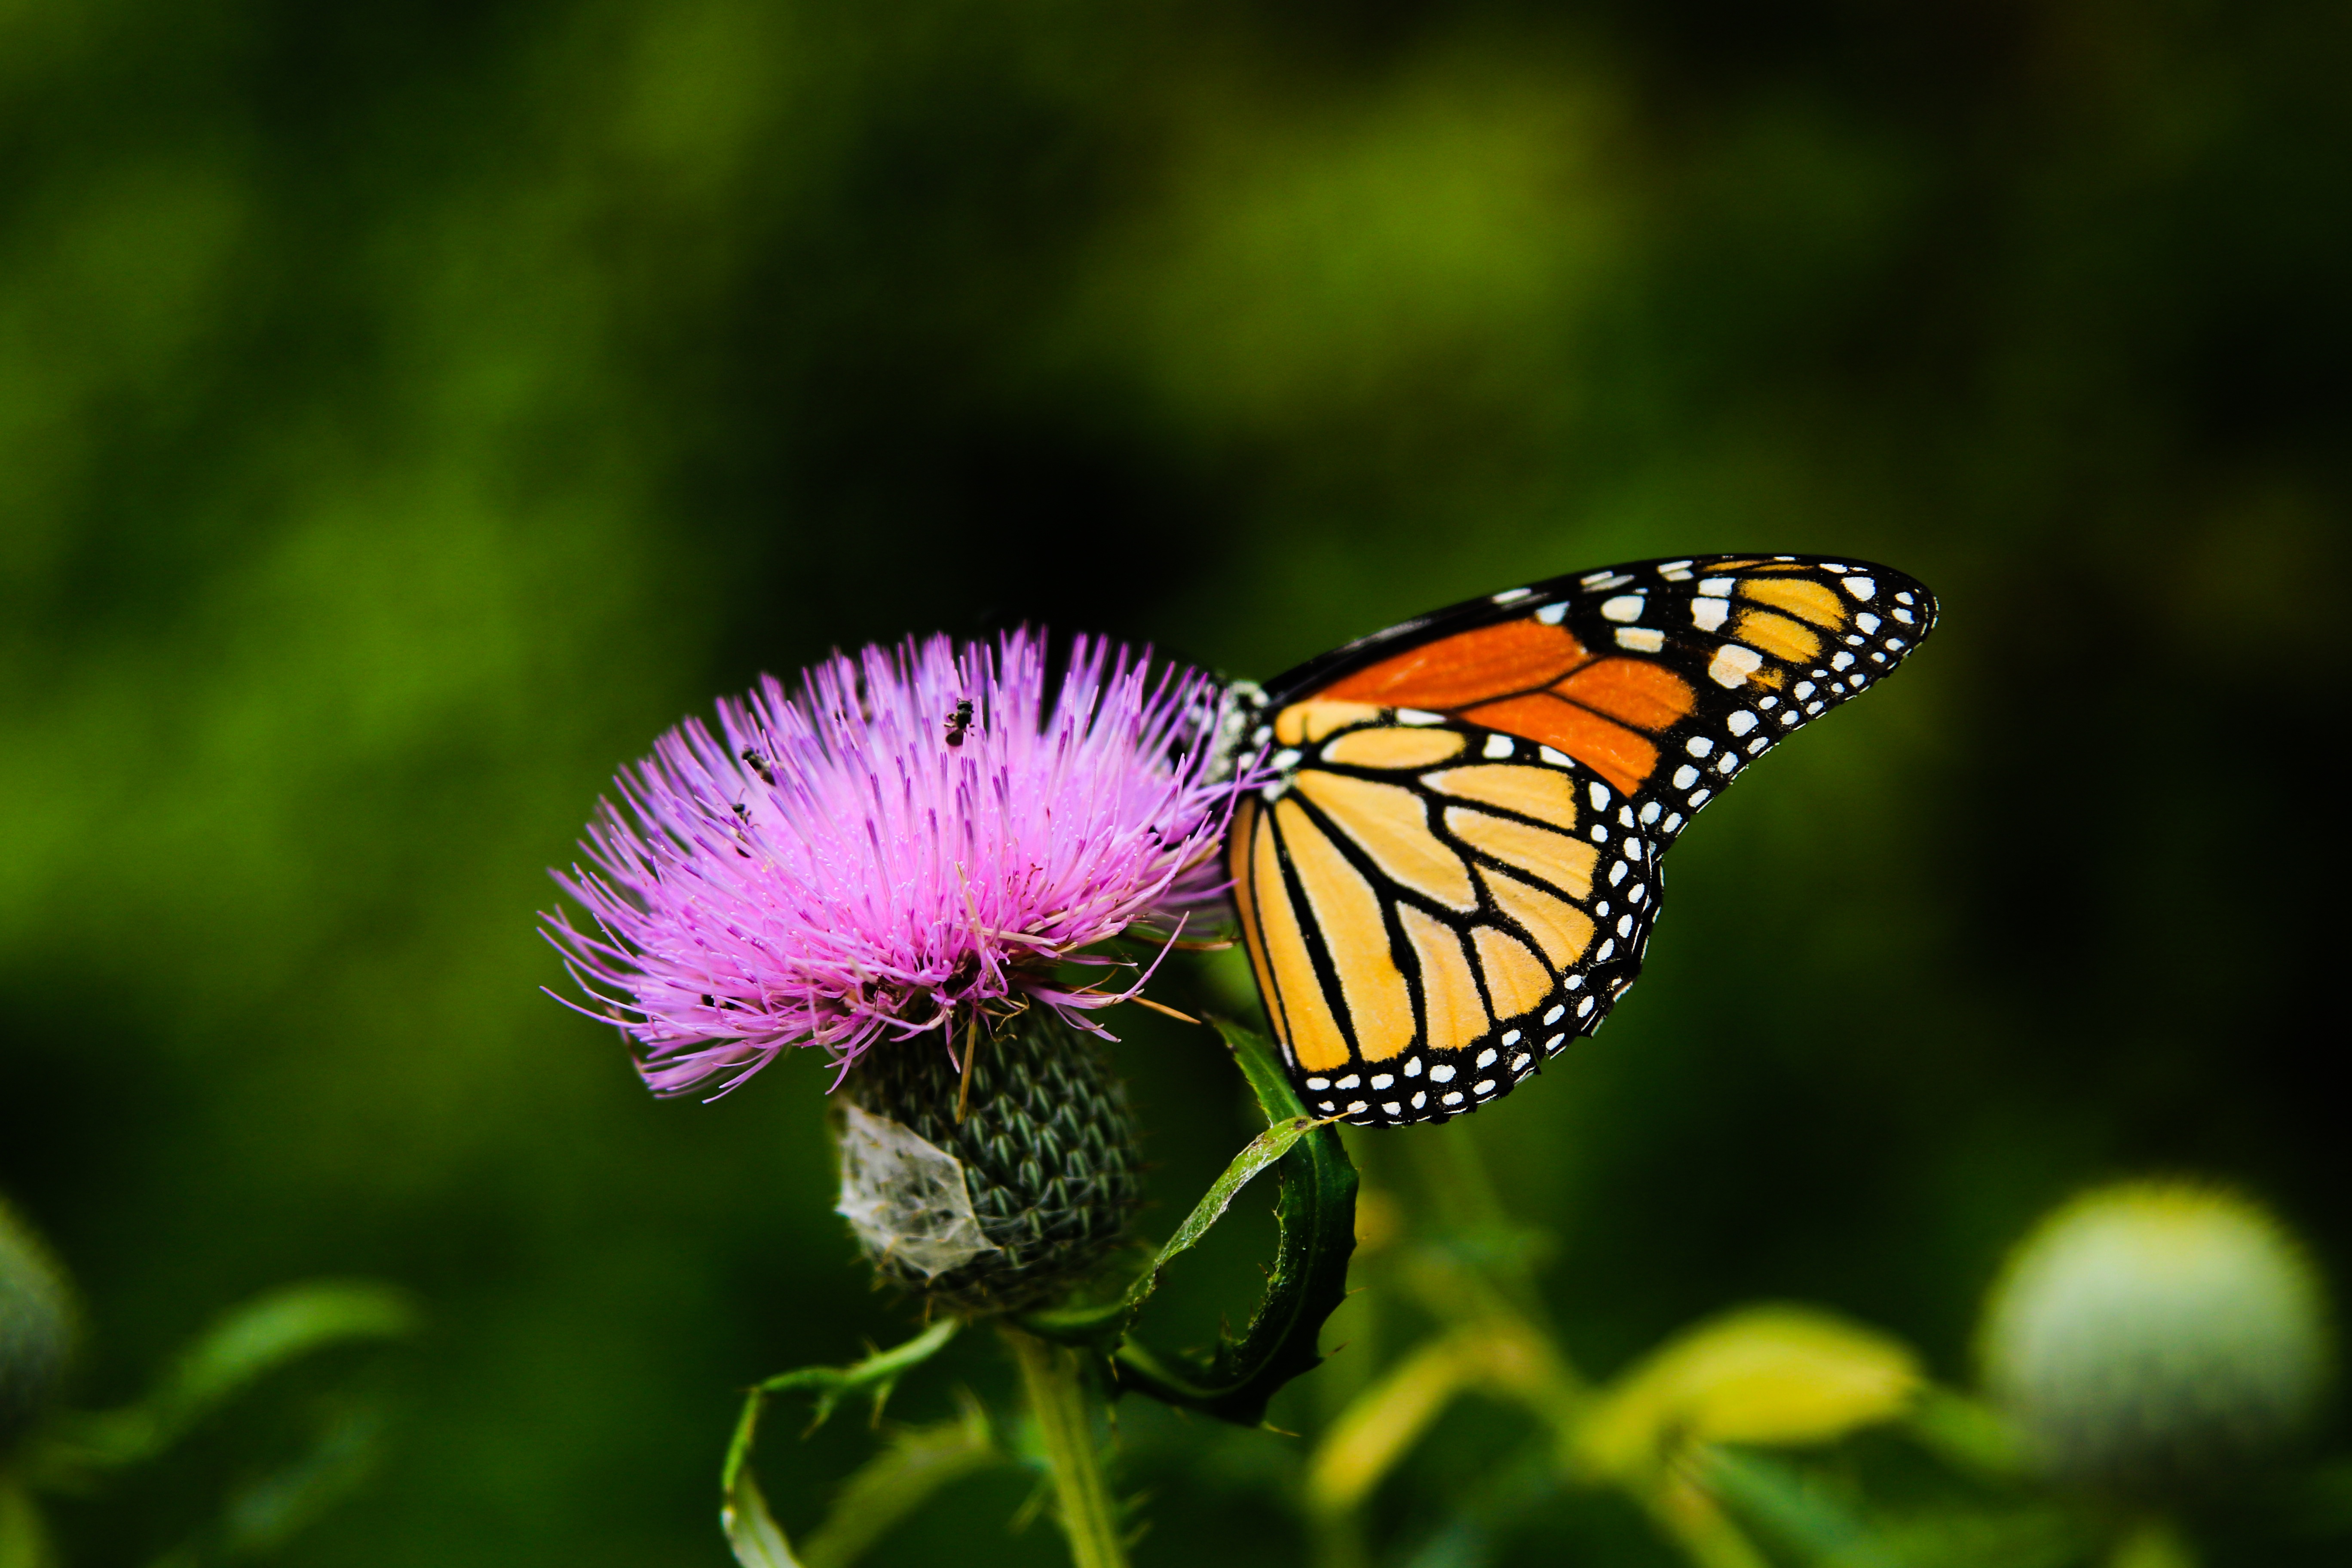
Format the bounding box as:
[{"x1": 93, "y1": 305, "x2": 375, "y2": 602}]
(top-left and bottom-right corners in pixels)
[
  {"x1": 1, "y1": 1201, "x2": 74, "y2": 1458},
  {"x1": 1275, "y1": 1141, "x2": 2345, "y2": 1568},
  {"x1": 2, "y1": 0, "x2": 2346, "y2": 1562},
  {"x1": 0, "y1": 1229, "x2": 414, "y2": 1568},
  {"x1": 1573, "y1": 1307, "x2": 1921, "y2": 1481}
]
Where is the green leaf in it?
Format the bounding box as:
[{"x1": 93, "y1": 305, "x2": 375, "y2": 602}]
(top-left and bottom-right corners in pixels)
[
  {"x1": 1574, "y1": 1305, "x2": 1922, "y2": 1481},
  {"x1": 40, "y1": 1281, "x2": 415, "y2": 1473},
  {"x1": 724, "y1": 1464, "x2": 805, "y2": 1568},
  {"x1": 1142, "y1": 1114, "x2": 1324, "y2": 1296},
  {"x1": 2285, "y1": 1454, "x2": 2352, "y2": 1537},
  {"x1": 0, "y1": 1474, "x2": 54, "y2": 1568},
  {"x1": 720, "y1": 1319, "x2": 966, "y2": 1568},
  {"x1": 1697, "y1": 1447, "x2": 1890, "y2": 1567},
  {"x1": 799, "y1": 1405, "x2": 999, "y2": 1568},
  {"x1": 214, "y1": 1404, "x2": 386, "y2": 1554},
  {"x1": 1697, "y1": 1447, "x2": 2086, "y2": 1568},
  {"x1": 132, "y1": 1403, "x2": 392, "y2": 1567},
  {"x1": 743, "y1": 1317, "x2": 961, "y2": 1433},
  {"x1": 1015, "y1": 1112, "x2": 1324, "y2": 1350},
  {"x1": 1900, "y1": 1388, "x2": 2028, "y2": 1481},
  {"x1": 1103, "y1": 1020, "x2": 1359, "y2": 1427}
]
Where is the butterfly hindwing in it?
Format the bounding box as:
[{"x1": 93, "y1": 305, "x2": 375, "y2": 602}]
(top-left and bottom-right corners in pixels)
[
  {"x1": 1228, "y1": 554, "x2": 1937, "y2": 1127},
  {"x1": 1231, "y1": 713, "x2": 1655, "y2": 1126}
]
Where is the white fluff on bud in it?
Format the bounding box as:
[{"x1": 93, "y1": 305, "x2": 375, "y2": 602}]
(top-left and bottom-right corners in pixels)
[{"x1": 834, "y1": 1106, "x2": 1005, "y2": 1280}]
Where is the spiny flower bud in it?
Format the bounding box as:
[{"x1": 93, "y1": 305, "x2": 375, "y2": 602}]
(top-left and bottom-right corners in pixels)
[
  {"x1": 1, "y1": 1198, "x2": 75, "y2": 1457},
  {"x1": 835, "y1": 1008, "x2": 1142, "y2": 1312},
  {"x1": 1979, "y1": 1179, "x2": 2332, "y2": 1495}
]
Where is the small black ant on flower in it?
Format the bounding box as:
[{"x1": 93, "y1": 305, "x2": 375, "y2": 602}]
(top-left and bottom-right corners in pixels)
[
  {"x1": 944, "y1": 698, "x2": 976, "y2": 747},
  {"x1": 740, "y1": 748, "x2": 777, "y2": 786}
]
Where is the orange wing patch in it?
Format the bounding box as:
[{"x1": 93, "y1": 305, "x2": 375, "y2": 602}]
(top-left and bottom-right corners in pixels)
[
  {"x1": 1456, "y1": 693, "x2": 1658, "y2": 796},
  {"x1": 1304, "y1": 628, "x2": 1699, "y2": 795},
  {"x1": 1554, "y1": 658, "x2": 1697, "y2": 730},
  {"x1": 1229, "y1": 797, "x2": 1271, "y2": 1027},
  {"x1": 1442, "y1": 805, "x2": 1600, "y2": 900},
  {"x1": 1236, "y1": 800, "x2": 1343, "y2": 1074},
  {"x1": 1321, "y1": 620, "x2": 1590, "y2": 709}
]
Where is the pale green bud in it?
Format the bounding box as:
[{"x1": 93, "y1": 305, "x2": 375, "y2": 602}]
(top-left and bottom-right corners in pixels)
[
  {"x1": 1, "y1": 1198, "x2": 76, "y2": 1456},
  {"x1": 1979, "y1": 1180, "x2": 2331, "y2": 1494}
]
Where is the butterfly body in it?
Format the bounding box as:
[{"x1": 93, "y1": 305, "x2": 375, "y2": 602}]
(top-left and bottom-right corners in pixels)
[{"x1": 1225, "y1": 554, "x2": 1936, "y2": 1127}]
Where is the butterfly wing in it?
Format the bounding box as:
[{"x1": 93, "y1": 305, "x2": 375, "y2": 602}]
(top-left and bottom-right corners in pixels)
[{"x1": 1228, "y1": 554, "x2": 1937, "y2": 1126}]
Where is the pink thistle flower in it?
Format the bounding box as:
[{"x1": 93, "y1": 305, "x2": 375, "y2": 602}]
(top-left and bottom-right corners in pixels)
[{"x1": 546, "y1": 631, "x2": 1249, "y2": 1097}]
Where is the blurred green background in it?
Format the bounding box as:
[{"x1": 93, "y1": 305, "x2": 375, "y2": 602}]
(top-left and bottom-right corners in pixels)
[{"x1": 3, "y1": 0, "x2": 2346, "y2": 1562}]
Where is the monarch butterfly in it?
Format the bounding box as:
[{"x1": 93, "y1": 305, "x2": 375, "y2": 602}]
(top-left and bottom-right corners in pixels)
[{"x1": 1221, "y1": 554, "x2": 1937, "y2": 1127}]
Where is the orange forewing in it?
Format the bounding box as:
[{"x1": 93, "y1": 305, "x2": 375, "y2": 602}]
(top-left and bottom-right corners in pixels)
[
  {"x1": 1320, "y1": 621, "x2": 1589, "y2": 710},
  {"x1": 1307, "y1": 622, "x2": 1705, "y2": 796},
  {"x1": 1455, "y1": 693, "x2": 1658, "y2": 796},
  {"x1": 1553, "y1": 659, "x2": 1696, "y2": 731}
]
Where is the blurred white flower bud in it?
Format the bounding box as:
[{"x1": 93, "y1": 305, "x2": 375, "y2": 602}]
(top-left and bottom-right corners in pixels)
[{"x1": 1979, "y1": 1179, "x2": 2332, "y2": 1494}]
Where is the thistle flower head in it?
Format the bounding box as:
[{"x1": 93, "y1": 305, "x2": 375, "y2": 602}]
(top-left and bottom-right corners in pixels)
[{"x1": 547, "y1": 631, "x2": 1245, "y2": 1096}]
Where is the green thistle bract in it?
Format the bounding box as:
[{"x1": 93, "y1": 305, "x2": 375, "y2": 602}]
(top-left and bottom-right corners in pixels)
[{"x1": 839, "y1": 1008, "x2": 1143, "y2": 1311}]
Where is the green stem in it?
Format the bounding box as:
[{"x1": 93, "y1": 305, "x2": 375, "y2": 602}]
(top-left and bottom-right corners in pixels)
[
  {"x1": 1648, "y1": 1493, "x2": 1771, "y2": 1568},
  {"x1": 1309, "y1": 1508, "x2": 1371, "y2": 1568},
  {"x1": 0, "y1": 1471, "x2": 51, "y2": 1568},
  {"x1": 1406, "y1": 1121, "x2": 1556, "y2": 1333},
  {"x1": 1002, "y1": 1325, "x2": 1127, "y2": 1568}
]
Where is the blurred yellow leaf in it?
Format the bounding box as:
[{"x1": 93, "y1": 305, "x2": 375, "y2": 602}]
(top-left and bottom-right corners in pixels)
[
  {"x1": 1308, "y1": 1317, "x2": 1571, "y2": 1515},
  {"x1": 1575, "y1": 1305, "x2": 1922, "y2": 1480},
  {"x1": 1310, "y1": 1334, "x2": 1484, "y2": 1516},
  {"x1": 1351, "y1": 1187, "x2": 1406, "y2": 1257}
]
